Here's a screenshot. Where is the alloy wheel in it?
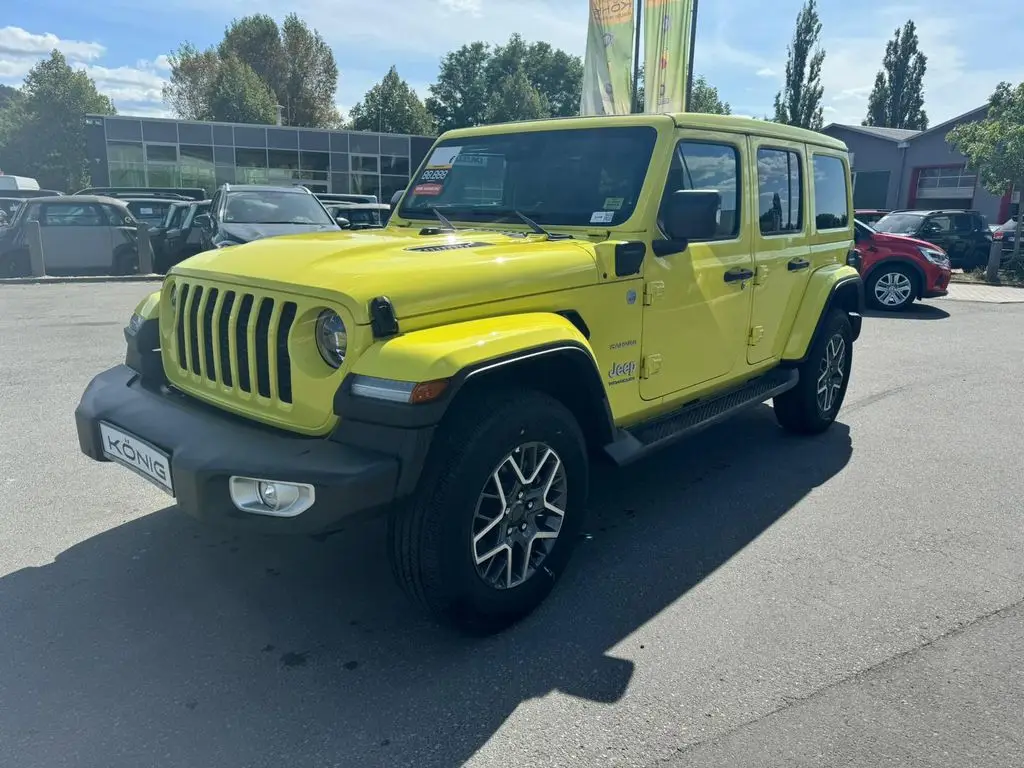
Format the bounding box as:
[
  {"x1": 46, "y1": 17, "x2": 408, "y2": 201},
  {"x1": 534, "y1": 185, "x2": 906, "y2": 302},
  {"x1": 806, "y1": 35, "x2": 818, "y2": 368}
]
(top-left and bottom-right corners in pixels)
[
  {"x1": 471, "y1": 441, "x2": 567, "y2": 590},
  {"x1": 816, "y1": 333, "x2": 846, "y2": 414},
  {"x1": 874, "y1": 271, "x2": 913, "y2": 307}
]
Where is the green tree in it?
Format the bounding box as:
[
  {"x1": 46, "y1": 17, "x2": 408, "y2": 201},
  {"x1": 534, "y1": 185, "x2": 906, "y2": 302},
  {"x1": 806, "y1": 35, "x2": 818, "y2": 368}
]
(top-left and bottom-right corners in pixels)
[
  {"x1": 949, "y1": 81, "x2": 1024, "y2": 272},
  {"x1": 0, "y1": 51, "x2": 114, "y2": 191},
  {"x1": 863, "y1": 20, "x2": 928, "y2": 130},
  {"x1": 163, "y1": 13, "x2": 339, "y2": 127},
  {"x1": 773, "y1": 0, "x2": 826, "y2": 129},
  {"x1": 207, "y1": 55, "x2": 278, "y2": 125},
  {"x1": 427, "y1": 36, "x2": 582, "y2": 131},
  {"x1": 426, "y1": 42, "x2": 494, "y2": 132},
  {"x1": 485, "y1": 69, "x2": 547, "y2": 124},
  {"x1": 348, "y1": 67, "x2": 436, "y2": 134},
  {"x1": 0, "y1": 84, "x2": 21, "y2": 112}
]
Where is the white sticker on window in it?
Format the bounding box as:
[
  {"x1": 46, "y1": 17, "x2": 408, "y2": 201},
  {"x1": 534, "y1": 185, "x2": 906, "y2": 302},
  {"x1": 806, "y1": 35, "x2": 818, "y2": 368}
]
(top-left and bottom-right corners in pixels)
[
  {"x1": 426, "y1": 146, "x2": 462, "y2": 169},
  {"x1": 140, "y1": 207, "x2": 153, "y2": 215},
  {"x1": 590, "y1": 210, "x2": 615, "y2": 224}
]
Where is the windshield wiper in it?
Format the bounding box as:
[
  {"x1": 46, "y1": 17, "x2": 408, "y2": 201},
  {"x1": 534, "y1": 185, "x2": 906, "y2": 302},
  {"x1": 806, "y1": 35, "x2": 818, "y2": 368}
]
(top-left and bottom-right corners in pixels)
[
  {"x1": 511, "y1": 210, "x2": 572, "y2": 240},
  {"x1": 431, "y1": 207, "x2": 457, "y2": 232}
]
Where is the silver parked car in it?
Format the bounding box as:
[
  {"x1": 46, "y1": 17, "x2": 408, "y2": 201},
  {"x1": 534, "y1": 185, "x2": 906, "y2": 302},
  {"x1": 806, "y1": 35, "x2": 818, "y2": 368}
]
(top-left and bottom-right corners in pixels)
[{"x1": 0, "y1": 195, "x2": 141, "y2": 277}]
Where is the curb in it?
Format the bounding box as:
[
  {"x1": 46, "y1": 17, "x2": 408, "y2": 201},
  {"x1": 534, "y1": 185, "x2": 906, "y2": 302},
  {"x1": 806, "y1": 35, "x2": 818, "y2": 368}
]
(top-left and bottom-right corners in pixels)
[{"x1": 0, "y1": 274, "x2": 164, "y2": 286}]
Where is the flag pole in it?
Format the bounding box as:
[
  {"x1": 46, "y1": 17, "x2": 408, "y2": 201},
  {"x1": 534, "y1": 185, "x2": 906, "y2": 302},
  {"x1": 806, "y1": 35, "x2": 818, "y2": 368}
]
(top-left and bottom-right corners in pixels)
[
  {"x1": 684, "y1": 0, "x2": 699, "y2": 110},
  {"x1": 631, "y1": 0, "x2": 643, "y2": 113}
]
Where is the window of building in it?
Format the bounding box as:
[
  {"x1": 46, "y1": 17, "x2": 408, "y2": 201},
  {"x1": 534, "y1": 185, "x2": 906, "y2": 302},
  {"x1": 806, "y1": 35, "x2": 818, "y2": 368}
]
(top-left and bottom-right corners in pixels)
[
  {"x1": 381, "y1": 155, "x2": 410, "y2": 175},
  {"x1": 351, "y1": 155, "x2": 379, "y2": 174},
  {"x1": 180, "y1": 145, "x2": 214, "y2": 164},
  {"x1": 659, "y1": 141, "x2": 740, "y2": 240},
  {"x1": 812, "y1": 154, "x2": 850, "y2": 230},
  {"x1": 852, "y1": 170, "x2": 890, "y2": 210},
  {"x1": 380, "y1": 175, "x2": 410, "y2": 203},
  {"x1": 757, "y1": 148, "x2": 803, "y2": 236},
  {"x1": 268, "y1": 149, "x2": 299, "y2": 170},
  {"x1": 300, "y1": 151, "x2": 330, "y2": 173},
  {"x1": 107, "y1": 142, "x2": 144, "y2": 164},
  {"x1": 146, "y1": 144, "x2": 178, "y2": 163},
  {"x1": 235, "y1": 148, "x2": 268, "y2": 168},
  {"x1": 351, "y1": 173, "x2": 381, "y2": 198}
]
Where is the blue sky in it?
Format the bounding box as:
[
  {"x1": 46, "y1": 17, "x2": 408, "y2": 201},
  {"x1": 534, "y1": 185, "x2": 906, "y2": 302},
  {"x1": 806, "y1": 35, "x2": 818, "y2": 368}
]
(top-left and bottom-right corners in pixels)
[{"x1": 1, "y1": 0, "x2": 1021, "y2": 127}]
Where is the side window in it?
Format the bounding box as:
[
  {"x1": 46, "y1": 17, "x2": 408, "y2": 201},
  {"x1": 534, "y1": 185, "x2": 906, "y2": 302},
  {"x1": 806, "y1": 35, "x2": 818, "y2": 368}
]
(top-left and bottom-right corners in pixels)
[
  {"x1": 952, "y1": 214, "x2": 972, "y2": 233},
  {"x1": 757, "y1": 148, "x2": 803, "y2": 236},
  {"x1": 40, "y1": 204, "x2": 104, "y2": 227},
  {"x1": 660, "y1": 140, "x2": 741, "y2": 240},
  {"x1": 102, "y1": 205, "x2": 132, "y2": 226},
  {"x1": 812, "y1": 154, "x2": 850, "y2": 230},
  {"x1": 926, "y1": 215, "x2": 952, "y2": 233},
  {"x1": 974, "y1": 214, "x2": 989, "y2": 232}
]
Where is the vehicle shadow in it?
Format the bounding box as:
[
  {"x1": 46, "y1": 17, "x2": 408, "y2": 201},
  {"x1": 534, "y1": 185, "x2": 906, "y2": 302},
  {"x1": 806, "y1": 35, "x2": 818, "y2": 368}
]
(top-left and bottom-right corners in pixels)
[
  {"x1": 863, "y1": 303, "x2": 950, "y2": 321},
  {"x1": 0, "y1": 406, "x2": 852, "y2": 768}
]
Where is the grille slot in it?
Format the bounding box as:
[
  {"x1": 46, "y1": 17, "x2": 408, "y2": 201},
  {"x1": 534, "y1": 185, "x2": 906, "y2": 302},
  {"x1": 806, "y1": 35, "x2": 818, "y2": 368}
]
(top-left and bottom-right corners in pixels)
[{"x1": 171, "y1": 280, "x2": 297, "y2": 406}]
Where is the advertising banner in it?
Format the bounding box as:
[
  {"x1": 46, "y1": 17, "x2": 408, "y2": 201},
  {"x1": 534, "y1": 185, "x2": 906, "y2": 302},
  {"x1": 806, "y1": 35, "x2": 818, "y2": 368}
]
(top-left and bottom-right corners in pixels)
[
  {"x1": 580, "y1": 0, "x2": 636, "y2": 116},
  {"x1": 643, "y1": 0, "x2": 694, "y2": 113}
]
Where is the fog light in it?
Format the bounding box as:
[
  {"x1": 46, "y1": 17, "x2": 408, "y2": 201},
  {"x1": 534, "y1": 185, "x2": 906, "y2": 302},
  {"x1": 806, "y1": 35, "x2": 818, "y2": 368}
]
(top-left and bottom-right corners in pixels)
[{"x1": 229, "y1": 476, "x2": 315, "y2": 517}]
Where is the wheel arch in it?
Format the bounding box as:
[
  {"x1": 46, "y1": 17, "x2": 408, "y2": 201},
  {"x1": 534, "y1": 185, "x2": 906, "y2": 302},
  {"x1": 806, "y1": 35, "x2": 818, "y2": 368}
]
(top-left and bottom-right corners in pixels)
[{"x1": 783, "y1": 266, "x2": 864, "y2": 364}]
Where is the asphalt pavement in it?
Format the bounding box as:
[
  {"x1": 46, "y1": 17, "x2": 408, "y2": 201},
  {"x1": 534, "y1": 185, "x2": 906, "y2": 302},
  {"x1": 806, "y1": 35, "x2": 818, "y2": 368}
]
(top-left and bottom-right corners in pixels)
[{"x1": 1, "y1": 282, "x2": 1022, "y2": 768}]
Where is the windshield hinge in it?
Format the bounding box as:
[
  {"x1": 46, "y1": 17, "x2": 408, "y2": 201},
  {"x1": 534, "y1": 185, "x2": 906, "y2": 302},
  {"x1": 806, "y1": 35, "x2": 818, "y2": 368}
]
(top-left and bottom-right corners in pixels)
[
  {"x1": 753, "y1": 266, "x2": 768, "y2": 286},
  {"x1": 748, "y1": 326, "x2": 764, "y2": 346},
  {"x1": 643, "y1": 281, "x2": 665, "y2": 305},
  {"x1": 640, "y1": 354, "x2": 662, "y2": 379}
]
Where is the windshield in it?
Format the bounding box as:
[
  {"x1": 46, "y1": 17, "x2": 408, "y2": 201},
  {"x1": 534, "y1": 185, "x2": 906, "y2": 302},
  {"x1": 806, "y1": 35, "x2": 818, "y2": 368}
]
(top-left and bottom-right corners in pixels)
[
  {"x1": 399, "y1": 126, "x2": 658, "y2": 227},
  {"x1": 873, "y1": 212, "x2": 924, "y2": 234},
  {"x1": 223, "y1": 191, "x2": 335, "y2": 225},
  {"x1": 127, "y1": 200, "x2": 175, "y2": 227}
]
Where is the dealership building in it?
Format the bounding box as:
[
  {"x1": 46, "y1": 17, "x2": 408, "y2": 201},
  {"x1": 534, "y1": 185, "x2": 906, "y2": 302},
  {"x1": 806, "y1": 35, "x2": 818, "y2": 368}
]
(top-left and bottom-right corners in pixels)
[
  {"x1": 84, "y1": 114, "x2": 436, "y2": 201},
  {"x1": 823, "y1": 105, "x2": 1019, "y2": 225}
]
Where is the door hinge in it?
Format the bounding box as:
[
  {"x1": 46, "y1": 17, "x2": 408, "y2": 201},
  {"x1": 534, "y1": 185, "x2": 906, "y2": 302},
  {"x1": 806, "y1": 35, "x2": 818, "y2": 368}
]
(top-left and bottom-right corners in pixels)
[
  {"x1": 753, "y1": 266, "x2": 768, "y2": 286},
  {"x1": 748, "y1": 325, "x2": 765, "y2": 345},
  {"x1": 643, "y1": 281, "x2": 665, "y2": 305},
  {"x1": 640, "y1": 354, "x2": 662, "y2": 379}
]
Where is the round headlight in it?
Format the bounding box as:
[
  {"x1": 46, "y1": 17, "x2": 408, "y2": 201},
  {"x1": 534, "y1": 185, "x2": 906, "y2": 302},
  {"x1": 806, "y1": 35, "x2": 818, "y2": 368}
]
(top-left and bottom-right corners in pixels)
[{"x1": 315, "y1": 310, "x2": 347, "y2": 368}]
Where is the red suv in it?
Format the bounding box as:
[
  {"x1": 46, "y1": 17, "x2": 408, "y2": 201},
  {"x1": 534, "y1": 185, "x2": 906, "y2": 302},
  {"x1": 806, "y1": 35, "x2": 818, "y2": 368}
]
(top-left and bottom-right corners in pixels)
[{"x1": 851, "y1": 219, "x2": 951, "y2": 311}]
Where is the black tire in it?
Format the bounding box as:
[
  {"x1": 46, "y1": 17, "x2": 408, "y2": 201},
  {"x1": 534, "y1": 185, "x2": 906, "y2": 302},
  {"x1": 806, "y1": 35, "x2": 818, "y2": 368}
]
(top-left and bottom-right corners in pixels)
[
  {"x1": 774, "y1": 309, "x2": 853, "y2": 435},
  {"x1": 1, "y1": 249, "x2": 30, "y2": 278},
  {"x1": 113, "y1": 247, "x2": 138, "y2": 276},
  {"x1": 866, "y1": 263, "x2": 918, "y2": 311},
  {"x1": 388, "y1": 389, "x2": 589, "y2": 634}
]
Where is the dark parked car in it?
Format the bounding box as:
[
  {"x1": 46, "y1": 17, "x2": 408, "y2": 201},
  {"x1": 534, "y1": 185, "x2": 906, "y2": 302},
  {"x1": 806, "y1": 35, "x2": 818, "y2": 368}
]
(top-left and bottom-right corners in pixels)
[
  {"x1": 992, "y1": 216, "x2": 1020, "y2": 259},
  {"x1": 196, "y1": 184, "x2": 340, "y2": 251},
  {"x1": 872, "y1": 209, "x2": 992, "y2": 270},
  {"x1": 75, "y1": 186, "x2": 206, "y2": 201},
  {"x1": 160, "y1": 199, "x2": 211, "y2": 270},
  {"x1": 324, "y1": 202, "x2": 391, "y2": 230}
]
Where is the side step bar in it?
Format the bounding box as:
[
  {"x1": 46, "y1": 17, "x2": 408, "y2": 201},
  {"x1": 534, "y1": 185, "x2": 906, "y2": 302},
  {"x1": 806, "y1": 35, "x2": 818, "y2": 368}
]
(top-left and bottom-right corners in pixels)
[{"x1": 603, "y1": 368, "x2": 799, "y2": 466}]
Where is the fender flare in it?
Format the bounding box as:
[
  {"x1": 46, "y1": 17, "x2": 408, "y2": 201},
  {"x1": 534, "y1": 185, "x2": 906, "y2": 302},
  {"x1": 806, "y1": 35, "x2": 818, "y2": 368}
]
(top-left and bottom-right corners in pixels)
[{"x1": 783, "y1": 266, "x2": 864, "y2": 364}]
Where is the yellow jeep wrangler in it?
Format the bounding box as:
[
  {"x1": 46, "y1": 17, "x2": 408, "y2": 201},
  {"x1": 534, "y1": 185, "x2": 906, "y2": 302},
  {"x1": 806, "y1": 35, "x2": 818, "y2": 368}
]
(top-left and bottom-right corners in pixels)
[{"x1": 75, "y1": 113, "x2": 862, "y2": 633}]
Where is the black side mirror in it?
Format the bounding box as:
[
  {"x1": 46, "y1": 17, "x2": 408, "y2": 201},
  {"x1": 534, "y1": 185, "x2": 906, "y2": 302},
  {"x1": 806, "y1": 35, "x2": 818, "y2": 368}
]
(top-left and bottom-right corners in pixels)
[
  {"x1": 390, "y1": 190, "x2": 403, "y2": 208},
  {"x1": 655, "y1": 190, "x2": 720, "y2": 256},
  {"x1": 335, "y1": 217, "x2": 350, "y2": 229},
  {"x1": 193, "y1": 213, "x2": 212, "y2": 230}
]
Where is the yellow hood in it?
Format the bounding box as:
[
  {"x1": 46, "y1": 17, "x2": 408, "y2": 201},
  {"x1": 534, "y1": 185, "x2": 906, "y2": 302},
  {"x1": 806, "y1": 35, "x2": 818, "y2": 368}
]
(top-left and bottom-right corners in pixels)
[{"x1": 172, "y1": 228, "x2": 599, "y2": 323}]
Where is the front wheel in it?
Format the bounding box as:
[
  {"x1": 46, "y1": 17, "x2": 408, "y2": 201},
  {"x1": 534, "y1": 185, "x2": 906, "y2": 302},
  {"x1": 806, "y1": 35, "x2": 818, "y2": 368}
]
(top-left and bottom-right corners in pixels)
[
  {"x1": 774, "y1": 309, "x2": 853, "y2": 435},
  {"x1": 388, "y1": 390, "x2": 588, "y2": 634},
  {"x1": 867, "y1": 264, "x2": 917, "y2": 311}
]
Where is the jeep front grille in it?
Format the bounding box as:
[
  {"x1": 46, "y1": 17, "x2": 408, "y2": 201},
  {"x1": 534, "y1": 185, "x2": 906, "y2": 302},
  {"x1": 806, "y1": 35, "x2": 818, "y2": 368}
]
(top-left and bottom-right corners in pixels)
[{"x1": 172, "y1": 281, "x2": 298, "y2": 404}]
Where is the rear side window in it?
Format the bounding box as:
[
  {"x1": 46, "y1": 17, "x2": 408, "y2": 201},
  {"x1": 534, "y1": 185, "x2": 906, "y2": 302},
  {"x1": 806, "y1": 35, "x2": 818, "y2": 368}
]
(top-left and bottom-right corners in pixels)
[
  {"x1": 757, "y1": 148, "x2": 803, "y2": 236},
  {"x1": 41, "y1": 203, "x2": 104, "y2": 227},
  {"x1": 812, "y1": 155, "x2": 850, "y2": 230}
]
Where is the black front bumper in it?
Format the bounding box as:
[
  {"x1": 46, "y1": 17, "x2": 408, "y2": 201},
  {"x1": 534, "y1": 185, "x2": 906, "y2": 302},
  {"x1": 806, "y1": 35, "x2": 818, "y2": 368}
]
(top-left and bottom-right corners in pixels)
[{"x1": 75, "y1": 365, "x2": 402, "y2": 535}]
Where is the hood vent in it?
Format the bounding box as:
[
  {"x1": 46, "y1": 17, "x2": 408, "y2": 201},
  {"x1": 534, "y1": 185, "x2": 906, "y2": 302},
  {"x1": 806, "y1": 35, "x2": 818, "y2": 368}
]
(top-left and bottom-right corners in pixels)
[{"x1": 406, "y1": 241, "x2": 494, "y2": 253}]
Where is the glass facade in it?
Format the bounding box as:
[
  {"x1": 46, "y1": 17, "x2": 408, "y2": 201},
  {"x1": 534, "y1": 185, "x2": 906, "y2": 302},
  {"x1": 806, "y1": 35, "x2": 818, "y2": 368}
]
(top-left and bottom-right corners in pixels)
[{"x1": 86, "y1": 115, "x2": 435, "y2": 200}]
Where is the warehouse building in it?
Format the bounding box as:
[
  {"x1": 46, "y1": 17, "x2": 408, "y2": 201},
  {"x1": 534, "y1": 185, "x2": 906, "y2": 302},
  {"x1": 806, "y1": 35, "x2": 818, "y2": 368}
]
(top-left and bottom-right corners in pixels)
[
  {"x1": 823, "y1": 106, "x2": 1019, "y2": 225},
  {"x1": 84, "y1": 114, "x2": 436, "y2": 201}
]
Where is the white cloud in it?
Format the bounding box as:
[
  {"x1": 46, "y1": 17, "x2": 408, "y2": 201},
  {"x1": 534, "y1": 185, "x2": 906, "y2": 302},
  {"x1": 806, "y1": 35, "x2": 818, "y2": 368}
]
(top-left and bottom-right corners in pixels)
[
  {"x1": 819, "y1": 5, "x2": 1024, "y2": 125},
  {"x1": 0, "y1": 26, "x2": 168, "y2": 115},
  {"x1": 756, "y1": 67, "x2": 776, "y2": 78}
]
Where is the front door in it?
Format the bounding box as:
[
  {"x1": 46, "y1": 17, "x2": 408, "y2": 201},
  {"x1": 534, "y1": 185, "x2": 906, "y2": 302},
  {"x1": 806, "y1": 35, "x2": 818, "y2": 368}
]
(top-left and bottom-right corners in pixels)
[
  {"x1": 640, "y1": 133, "x2": 755, "y2": 401},
  {"x1": 747, "y1": 139, "x2": 812, "y2": 365}
]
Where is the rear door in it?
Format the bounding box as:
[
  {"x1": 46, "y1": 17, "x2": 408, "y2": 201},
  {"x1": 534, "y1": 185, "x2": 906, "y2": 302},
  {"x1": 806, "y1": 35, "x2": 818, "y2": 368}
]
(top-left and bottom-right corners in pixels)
[
  {"x1": 747, "y1": 139, "x2": 811, "y2": 365},
  {"x1": 38, "y1": 202, "x2": 113, "y2": 271}
]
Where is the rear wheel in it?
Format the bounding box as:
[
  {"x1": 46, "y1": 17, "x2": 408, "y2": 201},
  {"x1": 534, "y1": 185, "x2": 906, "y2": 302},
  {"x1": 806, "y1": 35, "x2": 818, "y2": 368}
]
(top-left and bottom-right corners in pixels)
[
  {"x1": 1, "y1": 249, "x2": 30, "y2": 278},
  {"x1": 388, "y1": 389, "x2": 588, "y2": 634},
  {"x1": 774, "y1": 309, "x2": 853, "y2": 435},
  {"x1": 867, "y1": 264, "x2": 917, "y2": 311}
]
